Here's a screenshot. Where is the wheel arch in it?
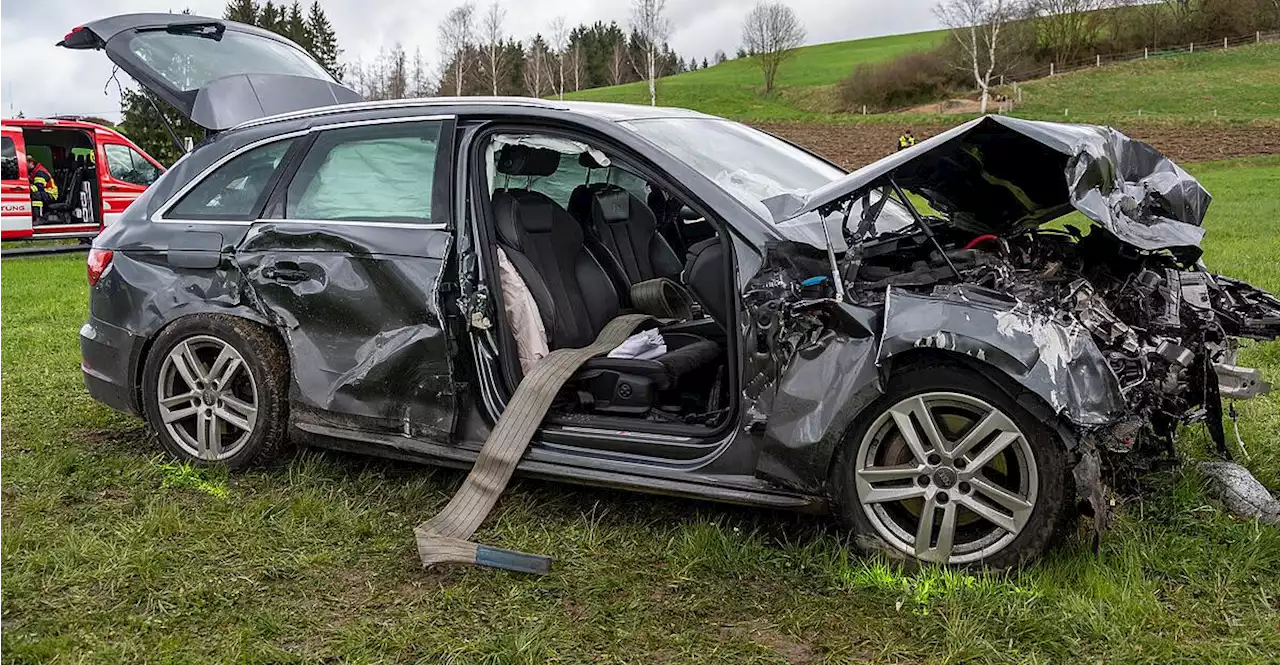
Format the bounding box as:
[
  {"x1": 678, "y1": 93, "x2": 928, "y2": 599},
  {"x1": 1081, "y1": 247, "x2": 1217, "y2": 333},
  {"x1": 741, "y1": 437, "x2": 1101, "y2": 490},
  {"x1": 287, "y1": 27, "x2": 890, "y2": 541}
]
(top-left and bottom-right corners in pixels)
[{"x1": 132, "y1": 305, "x2": 283, "y2": 413}]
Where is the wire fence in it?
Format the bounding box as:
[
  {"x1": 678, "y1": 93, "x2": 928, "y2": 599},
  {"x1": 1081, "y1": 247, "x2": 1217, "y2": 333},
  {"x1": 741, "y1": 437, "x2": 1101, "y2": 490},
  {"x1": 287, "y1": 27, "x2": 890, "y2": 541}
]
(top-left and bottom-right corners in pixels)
[{"x1": 992, "y1": 29, "x2": 1280, "y2": 107}]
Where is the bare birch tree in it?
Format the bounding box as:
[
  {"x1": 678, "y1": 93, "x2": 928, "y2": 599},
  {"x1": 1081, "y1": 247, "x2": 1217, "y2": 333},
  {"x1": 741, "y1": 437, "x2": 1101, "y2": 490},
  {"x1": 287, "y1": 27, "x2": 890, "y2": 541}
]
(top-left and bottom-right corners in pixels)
[
  {"x1": 439, "y1": 3, "x2": 475, "y2": 96},
  {"x1": 481, "y1": 1, "x2": 507, "y2": 95},
  {"x1": 740, "y1": 2, "x2": 806, "y2": 93},
  {"x1": 609, "y1": 39, "x2": 627, "y2": 85},
  {"x1": 629, "y1": 0, "x2": 671, "y2": 106},
  {"x1": 523, "y1": 36, "x2": 553, "y2": 97},
  {"x1": 549, "y1": 16, "x2": 568, "y2": 100},
  {"x1": 934, "y1": 0, "x2": 1012, "y2": 114}
]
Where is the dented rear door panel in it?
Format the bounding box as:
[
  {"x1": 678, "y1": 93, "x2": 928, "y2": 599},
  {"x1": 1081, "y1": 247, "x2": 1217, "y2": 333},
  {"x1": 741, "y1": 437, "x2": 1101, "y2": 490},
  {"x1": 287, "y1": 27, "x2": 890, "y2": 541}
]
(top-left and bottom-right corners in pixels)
[
  {"x1": 236, "y1": 224, "x2": 456, "y2": 440},
  {"x1": 235, "y1": 116, "x2": 459, "y2": 441}
]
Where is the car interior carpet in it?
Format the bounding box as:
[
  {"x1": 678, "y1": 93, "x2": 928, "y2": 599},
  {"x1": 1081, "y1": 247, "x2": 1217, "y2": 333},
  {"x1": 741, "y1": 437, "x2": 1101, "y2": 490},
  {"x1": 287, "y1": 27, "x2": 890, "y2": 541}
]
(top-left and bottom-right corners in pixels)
[{"x1": 414, "y1": 313, "x2": 655, "y2": 574}]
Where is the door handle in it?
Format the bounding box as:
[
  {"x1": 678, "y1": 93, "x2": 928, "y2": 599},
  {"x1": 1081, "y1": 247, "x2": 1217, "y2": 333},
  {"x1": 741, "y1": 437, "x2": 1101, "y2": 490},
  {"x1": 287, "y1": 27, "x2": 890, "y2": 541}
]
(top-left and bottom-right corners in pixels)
[
  {"x1": 262, "y1": 262, "x2": 310, "y2": 283},
  {"x1": 106, "y1": 184, "x2": 122, "y2": 191}
]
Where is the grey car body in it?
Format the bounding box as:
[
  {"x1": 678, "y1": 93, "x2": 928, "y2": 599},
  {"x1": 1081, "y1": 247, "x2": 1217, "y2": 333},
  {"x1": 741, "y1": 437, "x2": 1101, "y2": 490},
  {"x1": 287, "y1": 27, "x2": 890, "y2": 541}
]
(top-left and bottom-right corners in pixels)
[{"x1": 72, "y1": 13, "x2": 1280, "y2": 567}]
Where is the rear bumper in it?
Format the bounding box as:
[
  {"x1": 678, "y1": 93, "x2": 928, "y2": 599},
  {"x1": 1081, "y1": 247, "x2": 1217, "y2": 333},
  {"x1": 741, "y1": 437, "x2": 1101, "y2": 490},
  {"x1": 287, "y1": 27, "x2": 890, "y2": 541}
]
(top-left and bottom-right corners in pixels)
[{"x1": 80, "y1": 317, "x2": 143, "y2": 415}]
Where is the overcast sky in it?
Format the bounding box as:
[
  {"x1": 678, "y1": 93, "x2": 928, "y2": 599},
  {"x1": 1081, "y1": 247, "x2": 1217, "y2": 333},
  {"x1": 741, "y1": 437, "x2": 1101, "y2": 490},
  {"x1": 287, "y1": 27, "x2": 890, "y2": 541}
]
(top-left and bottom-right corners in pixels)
[{"x1": 1, "y1": 0, "x2": 941, "y2": 121}]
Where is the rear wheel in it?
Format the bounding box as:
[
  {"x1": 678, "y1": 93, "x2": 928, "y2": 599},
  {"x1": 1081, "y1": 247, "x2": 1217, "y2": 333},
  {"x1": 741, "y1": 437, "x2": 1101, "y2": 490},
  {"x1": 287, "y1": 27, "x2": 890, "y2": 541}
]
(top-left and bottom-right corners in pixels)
[
  {"x1": 833, "y1": 362, "x2": 1072, "y2": 569},
  {"x1": 142, "y1": 315, "x2": 290, "y2": 470}
]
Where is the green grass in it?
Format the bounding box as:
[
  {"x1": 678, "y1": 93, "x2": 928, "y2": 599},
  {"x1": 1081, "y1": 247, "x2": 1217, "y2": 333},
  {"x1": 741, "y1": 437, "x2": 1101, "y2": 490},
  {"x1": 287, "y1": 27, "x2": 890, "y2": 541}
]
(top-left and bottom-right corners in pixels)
[
  {"x1": 1007, "y1": 43, "x2": 1280, "y2": 123},
  {"x1": 564, "y1": 30, "x2": 946, "y2": 122},
  {"x1": 3, "y1": 158, "x2": 1279, "y2": 663}
]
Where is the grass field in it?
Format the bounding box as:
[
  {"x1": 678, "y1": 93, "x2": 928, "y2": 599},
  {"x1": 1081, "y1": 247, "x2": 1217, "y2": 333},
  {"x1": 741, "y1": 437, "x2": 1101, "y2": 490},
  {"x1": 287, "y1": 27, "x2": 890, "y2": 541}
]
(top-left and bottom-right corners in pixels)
[
  {"x1": 1006, "y1": 43, "x2": 1280, "y2": 123},
  {"x1": 563, "y1": 30, "x2": 946, "y2": 122},
  {"x1": 3, "y1": 158, "x2": 1279, "y2": 663}
]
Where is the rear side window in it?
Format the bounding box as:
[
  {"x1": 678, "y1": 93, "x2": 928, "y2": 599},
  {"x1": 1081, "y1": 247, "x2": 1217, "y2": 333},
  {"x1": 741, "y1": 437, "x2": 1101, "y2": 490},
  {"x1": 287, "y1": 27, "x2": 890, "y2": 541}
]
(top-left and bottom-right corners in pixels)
[
  {"x1": 1, "y1": 137, "x2": 18, "y2": 181},
  {"x1": 167, "y1": 139, "x2": 294, "y2": 220},
  {"x1": 104, "y1": 143, "x2": 162, "y2": 186},
  {"x1": 284, "y1": 121, "x2": 443, "y2": 223}
]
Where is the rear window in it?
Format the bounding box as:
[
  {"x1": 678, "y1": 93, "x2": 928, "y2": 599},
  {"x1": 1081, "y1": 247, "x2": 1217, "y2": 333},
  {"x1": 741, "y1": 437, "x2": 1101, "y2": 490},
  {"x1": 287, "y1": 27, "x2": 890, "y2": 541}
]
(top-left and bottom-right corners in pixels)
[
  {"x1": 284, "y1": 121, "x2": 443, "y2": 223},
  {"x1": 167, "y1": 139, "x2": 294, "y2": 220},
  {"x1": 126, "y1": 28, "x2": 334, "y2": 92}
]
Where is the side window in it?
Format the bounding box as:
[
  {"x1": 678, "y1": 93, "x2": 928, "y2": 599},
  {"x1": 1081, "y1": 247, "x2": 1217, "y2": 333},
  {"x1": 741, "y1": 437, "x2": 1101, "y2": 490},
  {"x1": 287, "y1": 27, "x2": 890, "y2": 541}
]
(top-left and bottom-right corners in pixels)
[
  {"x1": 1, "y1": 137, "x2": 18, "y2": 181},
  {"x1": 285, "y1": 121, "x2": 442, "y2": 223},
  {"x1": 104, "y1": 143, "x2": 162, "y2": 186},
  {"x1": 168, "y1": 139, "x2": 294, "y2": 220}
]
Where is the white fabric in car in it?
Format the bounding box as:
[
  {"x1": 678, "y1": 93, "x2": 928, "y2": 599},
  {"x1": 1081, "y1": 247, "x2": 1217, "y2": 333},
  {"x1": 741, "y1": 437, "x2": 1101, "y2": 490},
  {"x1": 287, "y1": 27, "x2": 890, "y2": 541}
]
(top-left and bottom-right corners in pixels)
[
  {"x1": 496, "y1": 247, "x2": 549, "y2": 373},
  {"x1": 606, "y1": 329, "x2": 667, "y2": 360}
]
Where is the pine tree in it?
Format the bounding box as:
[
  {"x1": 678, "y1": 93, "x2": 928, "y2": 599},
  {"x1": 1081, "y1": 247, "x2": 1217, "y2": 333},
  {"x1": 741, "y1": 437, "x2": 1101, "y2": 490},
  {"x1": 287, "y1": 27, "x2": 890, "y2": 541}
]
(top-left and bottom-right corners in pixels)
[
  {"x1": 258, "y1": 2, "x2": 283, "y2": 32},
  {"x1": 118, "y1": 89, "x2": 202, "y2": 167},
  {"x1": 306, "y1": 2, "x2": 343, "y2": 79},
  {"x1": 224, "y1": 0, "x2": 257, "y2": 23},
  {"x1": 285, "y1": 2, "x2": 311, "y2": 51}
]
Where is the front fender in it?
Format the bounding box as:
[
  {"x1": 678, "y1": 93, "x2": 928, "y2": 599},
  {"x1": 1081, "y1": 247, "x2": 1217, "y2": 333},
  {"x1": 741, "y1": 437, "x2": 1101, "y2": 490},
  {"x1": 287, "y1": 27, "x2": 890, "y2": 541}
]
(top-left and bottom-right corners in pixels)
[{"x1": 878, "y1": 285, "x2": 1126, "y2": 427}]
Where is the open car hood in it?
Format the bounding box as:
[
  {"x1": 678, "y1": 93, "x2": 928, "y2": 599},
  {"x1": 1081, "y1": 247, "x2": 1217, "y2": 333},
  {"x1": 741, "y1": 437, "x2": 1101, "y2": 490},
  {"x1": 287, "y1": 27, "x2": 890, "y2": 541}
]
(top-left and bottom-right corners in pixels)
[
  {"x1": 768, "y1": 116, "x2": 1212, "y2": 253},
  {"x1": 59, "y1": 13, "x2": 361, "y2": 132}
]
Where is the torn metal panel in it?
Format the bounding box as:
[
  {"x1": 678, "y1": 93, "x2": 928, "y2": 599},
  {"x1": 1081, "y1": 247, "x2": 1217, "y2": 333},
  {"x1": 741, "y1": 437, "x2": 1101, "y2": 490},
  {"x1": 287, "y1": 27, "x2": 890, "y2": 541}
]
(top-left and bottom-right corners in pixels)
[
  {"x1": 237, "y1": 223, "x2": 457, "y2": 440},
  {"x1": 878, "y1": 285, "x2": 1126, "y2": 427},
  {"x1": 769, "y1": 115, "x2": 1212, "y2": 255}
]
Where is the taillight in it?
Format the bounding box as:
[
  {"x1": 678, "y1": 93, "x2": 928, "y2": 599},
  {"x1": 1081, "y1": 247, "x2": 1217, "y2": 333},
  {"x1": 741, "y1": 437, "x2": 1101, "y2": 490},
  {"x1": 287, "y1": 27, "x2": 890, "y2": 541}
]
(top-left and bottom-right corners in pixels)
[{"x1": 87, "y1": 249, "x2": 113, "y2": 286}]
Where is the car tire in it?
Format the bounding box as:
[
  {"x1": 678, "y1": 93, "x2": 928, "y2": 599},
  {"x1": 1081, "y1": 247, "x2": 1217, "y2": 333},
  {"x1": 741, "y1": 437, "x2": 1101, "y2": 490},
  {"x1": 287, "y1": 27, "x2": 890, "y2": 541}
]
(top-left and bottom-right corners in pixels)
[
  {"x1": 832, "y1": 359, "x2": 1073, "y2": 569},
  {"x1": 141, "y1": 314, "x2": 290, "y2": 470}
]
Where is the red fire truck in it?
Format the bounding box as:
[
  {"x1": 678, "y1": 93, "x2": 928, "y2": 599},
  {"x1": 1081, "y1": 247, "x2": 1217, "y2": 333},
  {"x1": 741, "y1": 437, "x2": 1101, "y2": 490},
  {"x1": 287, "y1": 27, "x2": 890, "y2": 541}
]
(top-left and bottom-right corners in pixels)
[{"x1": 1, "y1": 117, "x2": 164, "y2": 241}]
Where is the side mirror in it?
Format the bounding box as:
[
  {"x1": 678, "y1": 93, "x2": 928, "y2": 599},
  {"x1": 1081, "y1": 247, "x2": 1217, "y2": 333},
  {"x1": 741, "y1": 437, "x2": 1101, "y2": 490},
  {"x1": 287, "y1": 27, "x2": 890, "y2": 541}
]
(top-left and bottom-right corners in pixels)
[{"x1": 678, "y1": 205, "x2": 703, "y2": 222}]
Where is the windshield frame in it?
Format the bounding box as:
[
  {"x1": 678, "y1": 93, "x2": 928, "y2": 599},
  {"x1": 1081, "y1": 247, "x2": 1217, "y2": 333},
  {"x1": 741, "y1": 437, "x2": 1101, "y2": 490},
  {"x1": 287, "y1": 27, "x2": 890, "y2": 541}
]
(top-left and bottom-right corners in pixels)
[{"x1": 619, "y1": 117, "x2": 847, "y2": 223}]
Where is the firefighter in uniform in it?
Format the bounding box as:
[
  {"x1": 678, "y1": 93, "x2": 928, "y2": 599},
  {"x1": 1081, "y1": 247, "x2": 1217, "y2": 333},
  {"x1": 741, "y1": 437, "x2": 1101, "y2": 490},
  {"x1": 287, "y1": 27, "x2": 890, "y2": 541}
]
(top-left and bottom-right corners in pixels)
[
  {"x1": 897, "y1": 129, "x2": 917, "y2": 151},
  {"x1": 27, "y1": 155, "x2": 58, "y2": 221}
]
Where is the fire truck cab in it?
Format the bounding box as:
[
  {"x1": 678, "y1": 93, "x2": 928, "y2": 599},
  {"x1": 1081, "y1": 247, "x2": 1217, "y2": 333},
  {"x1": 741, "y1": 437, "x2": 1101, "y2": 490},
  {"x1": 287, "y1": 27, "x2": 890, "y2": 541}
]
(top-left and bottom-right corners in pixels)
[{"x1": 1, "y1": 117, "x2": 164, "y2": 241}]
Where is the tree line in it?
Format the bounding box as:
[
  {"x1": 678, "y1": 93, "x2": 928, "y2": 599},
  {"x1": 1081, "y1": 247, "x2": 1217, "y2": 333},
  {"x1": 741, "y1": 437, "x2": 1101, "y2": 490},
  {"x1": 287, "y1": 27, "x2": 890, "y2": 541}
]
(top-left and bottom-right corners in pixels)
[
  {"x1": 109, "y1": 0, "x2": 813, "y2": 164},
  {"x1": 840, "y1": 0, "x2": 1280, "y2": 113}
]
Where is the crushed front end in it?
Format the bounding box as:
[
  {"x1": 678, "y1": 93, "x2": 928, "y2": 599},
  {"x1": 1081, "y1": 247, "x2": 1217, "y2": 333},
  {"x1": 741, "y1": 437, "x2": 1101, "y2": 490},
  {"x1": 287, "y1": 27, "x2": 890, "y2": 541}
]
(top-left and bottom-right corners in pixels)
[{"x1": 759, "y1": 115, "x2": 1280, "y2": 506}]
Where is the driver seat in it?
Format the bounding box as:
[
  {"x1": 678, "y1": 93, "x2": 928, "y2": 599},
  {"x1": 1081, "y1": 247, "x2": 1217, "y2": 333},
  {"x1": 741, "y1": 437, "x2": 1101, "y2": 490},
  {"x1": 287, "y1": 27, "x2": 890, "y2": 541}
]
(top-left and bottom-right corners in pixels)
[{"x1": 491, "y1": 145, "x2": 721, "y2": 415}]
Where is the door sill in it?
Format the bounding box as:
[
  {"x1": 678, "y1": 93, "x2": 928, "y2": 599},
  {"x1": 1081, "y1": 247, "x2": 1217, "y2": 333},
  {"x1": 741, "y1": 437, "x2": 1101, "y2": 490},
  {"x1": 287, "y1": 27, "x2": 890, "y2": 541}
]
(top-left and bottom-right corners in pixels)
[{"x1": 293, "y1": 420, "x2": 822, "y2": 512}]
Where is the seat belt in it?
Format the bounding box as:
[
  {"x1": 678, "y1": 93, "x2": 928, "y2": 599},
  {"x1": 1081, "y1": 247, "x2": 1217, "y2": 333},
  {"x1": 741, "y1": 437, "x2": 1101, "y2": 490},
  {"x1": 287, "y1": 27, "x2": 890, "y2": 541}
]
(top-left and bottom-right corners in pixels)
[{"x1": 415, "y1": 313, "x2": 654, "y2": 574}]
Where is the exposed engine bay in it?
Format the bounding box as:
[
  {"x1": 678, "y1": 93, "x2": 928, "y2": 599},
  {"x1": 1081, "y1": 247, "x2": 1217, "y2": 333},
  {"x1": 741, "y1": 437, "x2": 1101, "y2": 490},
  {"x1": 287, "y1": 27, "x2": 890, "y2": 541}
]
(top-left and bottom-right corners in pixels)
[{"x1": 847, "y1": 222, "x2": 1280, "y2": 456}]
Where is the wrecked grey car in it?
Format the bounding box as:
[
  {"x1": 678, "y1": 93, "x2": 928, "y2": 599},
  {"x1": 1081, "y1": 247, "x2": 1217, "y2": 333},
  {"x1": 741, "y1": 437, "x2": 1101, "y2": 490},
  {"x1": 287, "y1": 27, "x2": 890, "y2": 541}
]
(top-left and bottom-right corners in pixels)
[{"x1": 72, "y1": 13, "x2": 1280, "y2": 568}]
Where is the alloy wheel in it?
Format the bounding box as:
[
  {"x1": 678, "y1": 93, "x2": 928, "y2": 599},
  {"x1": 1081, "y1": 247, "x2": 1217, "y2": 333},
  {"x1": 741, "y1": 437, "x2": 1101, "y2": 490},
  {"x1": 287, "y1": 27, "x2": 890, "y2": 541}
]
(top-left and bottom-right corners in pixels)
[
  {"x1": 156, "y1": 335, "x2": 259, "y2": 461},
  {"x1": 854, "y1": 392, "x2": 1039, "y2": 565}
]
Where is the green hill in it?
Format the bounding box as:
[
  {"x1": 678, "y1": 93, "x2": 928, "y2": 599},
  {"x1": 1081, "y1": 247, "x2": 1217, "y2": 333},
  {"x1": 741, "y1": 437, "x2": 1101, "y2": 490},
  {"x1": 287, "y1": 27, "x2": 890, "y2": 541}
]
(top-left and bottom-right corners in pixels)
[
  {"x1": 563, "y1": 29, "x2": 947, "y2": 121},
  {"x1": 1007, "y1": 43, "x2": 1280, "y2": 123}
]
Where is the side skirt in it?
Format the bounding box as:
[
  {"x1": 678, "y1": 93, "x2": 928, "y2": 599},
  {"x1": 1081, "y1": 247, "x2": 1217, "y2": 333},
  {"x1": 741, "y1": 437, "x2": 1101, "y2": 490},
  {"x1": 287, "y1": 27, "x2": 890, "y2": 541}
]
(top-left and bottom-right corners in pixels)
[{"x1": 293, "y1": 420, "x2": 826, "y2": 513}]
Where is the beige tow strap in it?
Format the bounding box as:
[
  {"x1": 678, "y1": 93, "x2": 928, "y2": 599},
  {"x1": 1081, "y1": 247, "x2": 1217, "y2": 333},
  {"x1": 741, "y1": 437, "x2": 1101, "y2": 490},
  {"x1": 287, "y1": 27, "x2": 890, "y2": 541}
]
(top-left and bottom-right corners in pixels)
[
  {"x1": 415, "y1": 313, "x2": 653, "y2": 574},
  {"x1": 630, "y1": 277, "x2": 694, "y2": 320}
]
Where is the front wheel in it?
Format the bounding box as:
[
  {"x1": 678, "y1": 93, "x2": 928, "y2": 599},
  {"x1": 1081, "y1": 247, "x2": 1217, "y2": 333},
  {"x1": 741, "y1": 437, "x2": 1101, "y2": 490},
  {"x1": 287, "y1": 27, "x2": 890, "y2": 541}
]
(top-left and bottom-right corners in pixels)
[{"x1": 833, "y1": 362, "x2": 1073, "y2": 569}]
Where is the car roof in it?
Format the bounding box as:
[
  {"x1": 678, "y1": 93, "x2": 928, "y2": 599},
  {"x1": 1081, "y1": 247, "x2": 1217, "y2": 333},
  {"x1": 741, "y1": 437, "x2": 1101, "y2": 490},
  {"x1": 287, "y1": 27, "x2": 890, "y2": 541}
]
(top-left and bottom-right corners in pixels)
[
  {"x1": 230, "y1": 96, "x2": 716, "y2": 132},
  {"x1": 2, "y1": 117, "x2": 130, "y2": 137}
]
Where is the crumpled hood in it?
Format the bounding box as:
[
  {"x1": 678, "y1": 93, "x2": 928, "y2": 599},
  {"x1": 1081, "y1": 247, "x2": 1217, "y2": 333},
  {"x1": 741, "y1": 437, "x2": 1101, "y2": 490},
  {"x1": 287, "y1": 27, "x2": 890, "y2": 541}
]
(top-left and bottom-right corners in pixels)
[{"x1": 767, "y1": 115, "x2": 1212, "y2": 253}]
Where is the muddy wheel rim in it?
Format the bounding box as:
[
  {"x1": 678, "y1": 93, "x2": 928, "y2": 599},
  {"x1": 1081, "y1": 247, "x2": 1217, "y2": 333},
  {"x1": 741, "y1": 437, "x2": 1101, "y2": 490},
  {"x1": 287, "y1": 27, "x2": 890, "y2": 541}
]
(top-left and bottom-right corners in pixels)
[
  {"x1": 854, "y1": 391, "x2": 1038, "y2": 565},
  {"x1": 156, "y1": 335, "x2": 258, "y2": 461}
]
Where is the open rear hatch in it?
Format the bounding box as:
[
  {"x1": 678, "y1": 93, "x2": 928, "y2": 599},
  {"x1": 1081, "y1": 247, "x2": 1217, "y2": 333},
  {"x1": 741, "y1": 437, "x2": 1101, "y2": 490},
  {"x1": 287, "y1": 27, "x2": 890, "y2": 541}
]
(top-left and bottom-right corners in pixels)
[{"x1": 59, "y1": 13, "x2": 362, "y2": 132}]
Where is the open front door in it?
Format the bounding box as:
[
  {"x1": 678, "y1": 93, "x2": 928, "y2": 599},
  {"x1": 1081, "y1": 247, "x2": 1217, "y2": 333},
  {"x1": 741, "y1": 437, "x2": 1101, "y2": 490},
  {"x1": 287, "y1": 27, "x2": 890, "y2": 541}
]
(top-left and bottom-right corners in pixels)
[
  {"x1": 59, "y1": 13, "x2": 361, "y2": 132},
  {"x1": 1, "y1": 129, "x2": 32, "y2": 240}
]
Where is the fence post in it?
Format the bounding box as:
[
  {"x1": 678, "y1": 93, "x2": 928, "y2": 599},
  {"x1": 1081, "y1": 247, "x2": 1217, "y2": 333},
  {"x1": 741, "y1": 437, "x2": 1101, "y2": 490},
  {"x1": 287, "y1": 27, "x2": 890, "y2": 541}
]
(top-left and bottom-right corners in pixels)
[
  {"x1": 1096, "y1": 54, "x2": 1101, "y2": 67},
  {"x1": 862, "y1": 104, "x2": 866, "y2": 115},
  {"x1": 1223, "y1": 37, "x2": 1228, "y2": 48},
  {"x1": 999, "y1": 74, "x2": 1004, "y2": 86},
  {"x1": 1144, "y1": 47, "x2": 1149, "y2": 59},
  {"x1": 1190, "y1": 42, "x2": 1194, "y2": 53},
  {"x1": 1049, "y1": 62, "x2": 1054, "y2": 76}
]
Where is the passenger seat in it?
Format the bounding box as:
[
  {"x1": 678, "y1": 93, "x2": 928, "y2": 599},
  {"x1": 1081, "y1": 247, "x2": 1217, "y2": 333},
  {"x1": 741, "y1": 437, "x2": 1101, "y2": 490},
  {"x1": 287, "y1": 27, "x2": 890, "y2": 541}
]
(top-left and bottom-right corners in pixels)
[
  {"x1": 491, "y1": 145, "x2": 721, "y2": 415},
  {"x1": 569, "y1": 154, "x2": 683, "y2": 287}
]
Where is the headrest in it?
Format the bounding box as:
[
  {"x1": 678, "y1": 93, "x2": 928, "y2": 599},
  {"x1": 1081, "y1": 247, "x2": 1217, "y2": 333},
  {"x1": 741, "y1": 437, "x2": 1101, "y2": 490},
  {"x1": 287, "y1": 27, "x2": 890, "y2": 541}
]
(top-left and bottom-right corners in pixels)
[
  {"x1": 578, "y1": 152, "x2": 608, "y2": 169},
  {"x1": 496, "y1": 145, "x2": 561, "y2": 177},
  {"x1": 493, "y1": 190, "x2": 558, "y2": 251},
  {"x1": 594, "y1": 187, "x2": 631, "y2": 224}
]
